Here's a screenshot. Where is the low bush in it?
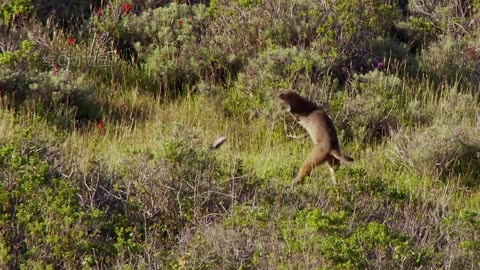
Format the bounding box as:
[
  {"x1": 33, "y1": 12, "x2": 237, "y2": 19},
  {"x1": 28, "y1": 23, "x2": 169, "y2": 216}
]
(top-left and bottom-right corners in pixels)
[
  {"x1": 0, "y1": 68, "x2": 100, "y2": 129},
  {"x1": 393, "y1": 15, "x2": 436, "y2": 53},
  {"x1": 224, "y1": 46, "x2": 329, "y2": 117},
  {"x1": 280, "y1": 208, "x2": 424, "y2": 269},
  {"x1": 389, "y1": 91, "x2": 480, "y2": 186},
  {"x1": 107, "y1": 134, "x2": 262, "y2": 266},
  {"x1": 0, "y1": 0, "x2": 33, "y2": 25},
  {"x1": 91, "y1": 3, "x2": 210, "y2": 95},
  {"x1": 389, "y1": 123, "x2": 480, "y2": 186},
  {"x1": 341, "y1": 70, "x2": 404, "y2": 143},
  {"x1": 408, "y1": 0, "x2": 480, "y2": 37},
  {"x1": 0, "y1": 132, "x2": 121, "y2": 268},
  {"x1": 418, "y1": 37, "x2": 480, "y2": 87}
]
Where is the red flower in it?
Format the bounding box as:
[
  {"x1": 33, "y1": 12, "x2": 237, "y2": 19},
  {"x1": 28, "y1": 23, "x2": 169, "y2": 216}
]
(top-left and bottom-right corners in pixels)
[
  {"x1": 123, "y1": 3, "x2": 132, "y2": 14},
  {"x1": 178, "y1": 19, "x2": 184, "y2": 28},
  {"x1": 97, "y1": 7, "x2": 103, "y2": 15},
  {"x1": 466, "y1": 45, "x2": 475, "y2": 55},
  {"x1": 67, "y1": 37, "x2": 75, "y2": 46},
  {"x1": 52, "y1": 63, "x2": 59, "y2": 76},
  {"x1": 97, "y1": 121, "x2": 106, "y2": 135}
]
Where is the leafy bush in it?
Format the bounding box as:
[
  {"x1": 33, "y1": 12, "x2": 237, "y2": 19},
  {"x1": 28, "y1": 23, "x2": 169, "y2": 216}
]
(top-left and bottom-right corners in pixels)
[
  {"x1": 0, "y1": 68, "x2": 100, "y2": 128},
  {"x1": 0, "y1": 133, "x2": 120, "y2": 268},
  {"x1": 333, "y1": 167, "x2": 409, "y2": 207},
  {"x1": 313, "y1": 0, "x2": 401, "y2": 63},
  {"x1": 95, "y1": 3, "x2": 210, "y2": 95},
  {"x1": 390, "y1": 124, "x2": 480, "y2": 186},
  {"x1": 351, "y1": 36, "x2": 410, "y2": 74},
  {"x1": 0, "y1": 39, "x2": 44, "y2": 71},
  {"x1": 0, "y1": 0, "x2": 33, "y2": 25},
  {"x1": 0, "y1": 68, "x2": 29, "y2": 109},
  {"x1": 457, "y1": 210, "x2": 480, "y2": 265},
  {"x1": 389, "y1": 91, "x2": 480, "y2": 186},
  {"x1": 34, "y1": 0, "x2": 99, "y2": 27},
  {"x1": 394, "y1": 15, "x2": 436, "y2": 53},
  {"x1": 112, "y1": 134, "x2": 262, "y2": 265},
  {"x1": 418, "y1": 37, "x2": 480, "y2": 87},
  {"x1": 281, "y1": 208, "x2": 424, "y2": 269},
  {"x1": 408, "y1": 0, "x2": 480, "y2": 36},
  {"x1": 321, "y1": 222, "x2": 423, "y2": 269},
  {"x1": 224, "y1": 46, "x2": 328, "y2": 117},
  {"x1": 342, "y1": 71, "x2": 404, "y2": 142}
]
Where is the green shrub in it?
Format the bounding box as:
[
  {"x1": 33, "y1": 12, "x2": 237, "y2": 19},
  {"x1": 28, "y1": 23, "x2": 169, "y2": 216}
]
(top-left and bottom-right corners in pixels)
[
  {"x1": 225, "y1": 46, "x2": 328, "y2": 117},
  {"x1": 342, "y1": 71, "x2": 404, "y2": 142},
  {"x1": 206, "y1": 0, "x2": 403, "y2": 88},
  {"x1": 0, "y1": 68, "x2": 100, "y2": 128},
  {"x1": 332, "y1": 167, "x2": 409, "y2": 206},
  {"x1": 0, "y1": 39, "x2": 44, "y2": 71},
  {"x1": 33, "y1": 0, "x2": 98, "y2": 27},
  {"x1": 32, "y1": 71, "x2": 100, "y2": 120},
  {"x1": 390, "y1": 124, "x2": 480, "y2": 186},
  {"x1": 113, "y1": 134, "x2": 262, "y2": 264},
  {"x1": 281, "y1": 208, "x2": 423, "y2": 269},
  {"x1": 418, "y1": 37, "x2": 480, "y2": 87},
  {"x1": 100, "y1": 3, "x2": 210, "y2": 95},
  {"x1": 0, "y1": 68, "x2": 30, "y2": 109},
  {"x1": 351, "y1": 36, "x2": 410, "y2": 73},
  {"x1": 408, "y1": 0, "x2": 480, "y2": 36},
  {"x1": 0, "y1": 0, "x2": 33, "y2": 25},
  {"x1": 320, "y1": 222, "x2": 423, "y2": 269},
  {"x1": 314, "y1": 0, "x2": 401, "y2": 59},
  {"x1": 439, "y1": 209, "x2": 480, "y2": 268},
  {"x1": 0, "y1": 132, "x2": 121, "y2": 268},
  {"x1": 394, "y1": 16, "x2": 437, "y2": 53}
]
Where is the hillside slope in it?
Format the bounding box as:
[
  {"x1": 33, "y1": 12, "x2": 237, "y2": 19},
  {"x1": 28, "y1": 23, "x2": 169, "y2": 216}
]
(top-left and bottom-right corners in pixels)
[{"x1": 1, "y1": 0, "x2": 480, "y2": 268}]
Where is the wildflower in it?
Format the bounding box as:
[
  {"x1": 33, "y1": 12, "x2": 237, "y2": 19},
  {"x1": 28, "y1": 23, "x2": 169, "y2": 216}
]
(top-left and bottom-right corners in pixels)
[
  {"x1": 466, "y1": 45, "x2": 475, "y2": 55},
  {"x1": 97, "y1": 7, "x2": 103, "y2": 15},
  {"x1": 97, "y1": 120, "x2": 106, "y2": 135},
  {"x1": 67, "y1": 37, "x2": 75, "y2": 46},
  {"x1": 178, "y1": 19, "x2": 184, "y2": 28},
  {"x1": 465, "y1": 190, "x2": 471, "y2": 197},
  {"x1": 97, "y1": 121, "x2": 105, "y2": 130},
  {"x1": 372, "y1": 56, "x2": 384, "y2": 69},
  {"x1": 52, "y1": 63, "x2": 59, "y2": 76},
  {"x1": 123, "y1": 3, "x2": 132, "y2": 14}
]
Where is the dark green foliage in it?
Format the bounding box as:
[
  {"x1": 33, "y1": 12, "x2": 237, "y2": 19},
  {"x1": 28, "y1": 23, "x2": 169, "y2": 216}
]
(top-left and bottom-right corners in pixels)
[
  {"x1": 280, "y1": 208, "x2": 425, "y2": 269},
  {"x1": 0, "y1": 133, "x2": 119, "y2": 268},
  {"x1": 341, "y1": 71, "x2": 404, "y2": 142},
  {"x1": 225, "y1": 46, "x2": 328, "y2": 117},
  {"x1": 390, "y1": 122, "x2": 480, "y2": 187},
  {"x1": 2, "y1": 0, "x2": 480, "y2": 269},
  {"x1": 320, "y1": 222, "x2": 424, "y2": 269},
  {"x1": 34, "y1": 0, "x2": 101, "y2": 28},
  {"x1": 0, "y1": 68, "x2": 100, "y2": 129},
  {"x1": 0, "y1": 40, "x2": 45, "y2": 71},
  {"x1": 0, "y1": 0, "x2": 33, "y2": 25},
  {"x1": 418, "y1": 37, "x2": 480, "y2": 87}
]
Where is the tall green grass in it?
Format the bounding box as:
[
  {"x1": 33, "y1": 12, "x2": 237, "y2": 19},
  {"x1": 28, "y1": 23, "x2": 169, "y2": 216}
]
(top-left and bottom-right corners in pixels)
[{"x1": 1, "y1": 0, "x2": 480, "y2": 268}]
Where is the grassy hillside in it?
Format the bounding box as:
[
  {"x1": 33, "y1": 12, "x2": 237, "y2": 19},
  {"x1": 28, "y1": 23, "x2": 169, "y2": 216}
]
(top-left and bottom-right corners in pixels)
[{"x1": 1, "y1": 0, "x2": 480, "y2": 269}]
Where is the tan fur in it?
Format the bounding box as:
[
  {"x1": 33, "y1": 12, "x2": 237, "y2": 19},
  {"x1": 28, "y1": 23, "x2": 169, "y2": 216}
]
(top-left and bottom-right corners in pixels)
[{"x1": 278, "y1": 91, "x2": 353, "y2": 186}]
